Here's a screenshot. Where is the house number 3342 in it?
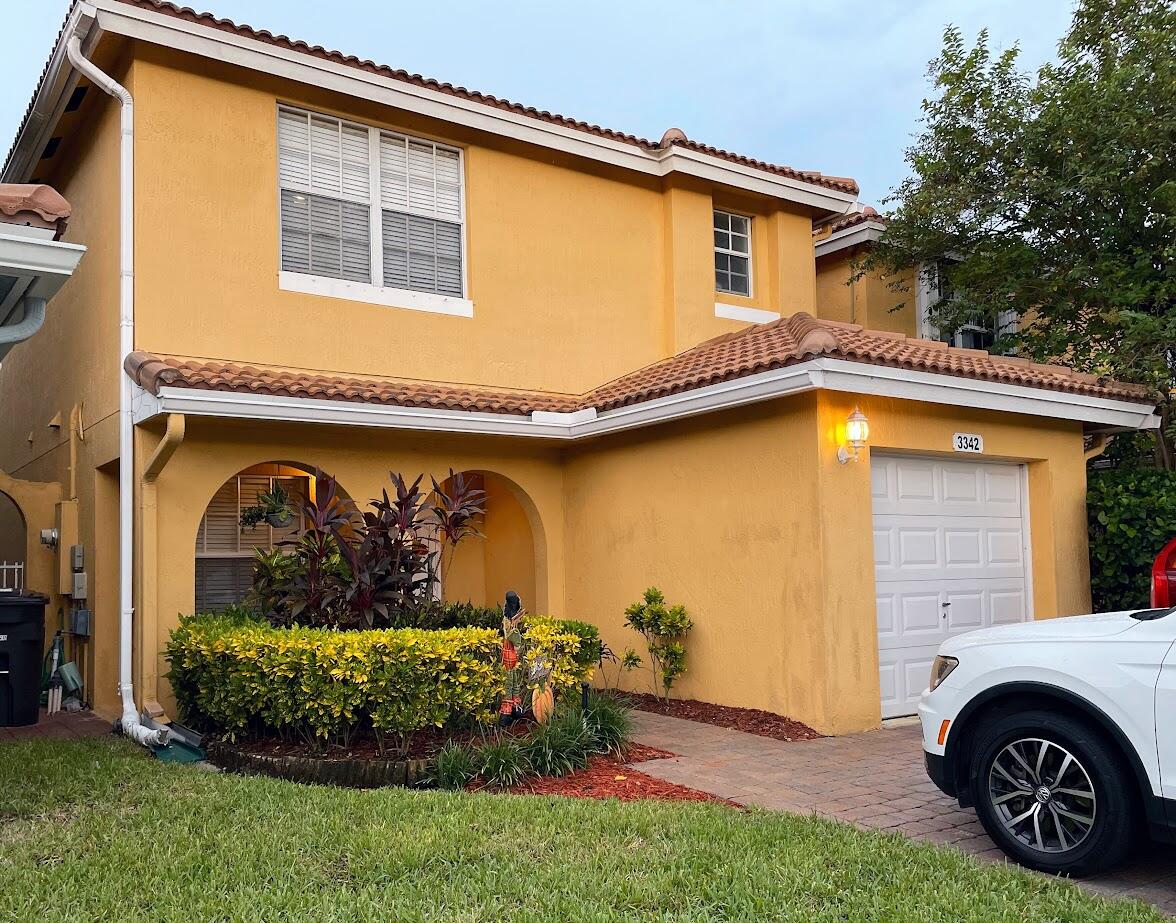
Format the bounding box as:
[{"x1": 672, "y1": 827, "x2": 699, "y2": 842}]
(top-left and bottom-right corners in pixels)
[{"x1": 953, "y1": 432, "x2": 984, "y2": 453}]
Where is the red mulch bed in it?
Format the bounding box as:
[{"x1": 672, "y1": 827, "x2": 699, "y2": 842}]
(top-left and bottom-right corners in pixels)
[
  {"x1": 497, "y1": 745, "x2": 735, "y2": 805},
  {"x1": 624, "y1": 692, "x2": 822, "y2": 742}
]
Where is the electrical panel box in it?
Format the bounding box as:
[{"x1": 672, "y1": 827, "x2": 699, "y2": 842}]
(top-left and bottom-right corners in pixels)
[
  {"x1": 55, "y1": 500, "x2": 79, "y2": 595},
  {"x1": 70, "y1": 544, "x2": 84, "y2": 572},
  {"x1": 70, "y1": 571, "x2": 88, "y2": 600},
  {"x1": 71, "y1": 608, "x2": 91, "y2": 637}
]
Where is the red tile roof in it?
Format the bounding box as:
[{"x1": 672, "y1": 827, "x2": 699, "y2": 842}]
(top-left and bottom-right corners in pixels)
[
  {"x1": 123, "y1": 352, "x2": 580, "y2": 415},
  {"x1": 42, "y1": 0, "x2": 856, "y2": 195},
  {"x1": 816, "y1": 205, "x2": 886, "y2": 238},
  {"x1": 126, "y1": 312, "x2": 1154, "y2": 421},
  {"x1": 0, "y1": 183, "x2": 71, "y2": 237}
]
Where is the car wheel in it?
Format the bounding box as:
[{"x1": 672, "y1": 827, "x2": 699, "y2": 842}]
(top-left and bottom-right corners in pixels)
[{"x1": 969, "y1": 710, "x2": 1137, "y2": 876}]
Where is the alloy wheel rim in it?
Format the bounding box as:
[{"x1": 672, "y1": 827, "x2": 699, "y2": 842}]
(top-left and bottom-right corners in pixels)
[{"x1": 988, "y1": 737, "x2": 1097, "y2": 854}]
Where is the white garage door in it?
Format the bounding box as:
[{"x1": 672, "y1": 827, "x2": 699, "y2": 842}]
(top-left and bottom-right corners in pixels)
[{"x1": 872, "y1": 455, "x2": 1032, "y2": 718}]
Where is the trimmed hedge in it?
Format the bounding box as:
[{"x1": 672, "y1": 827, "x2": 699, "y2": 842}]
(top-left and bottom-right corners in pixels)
[
  {"x1": 1087, "y1": 467, "x2": 1176, "y2": 611},
  {"x1": 166, "y1": 613, "x2": 596, "y2": 744}
]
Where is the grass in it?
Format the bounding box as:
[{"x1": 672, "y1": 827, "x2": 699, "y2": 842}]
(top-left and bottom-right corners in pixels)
[{"x1": 0, "y1": 737, "x2": 1164, "y2": 923}]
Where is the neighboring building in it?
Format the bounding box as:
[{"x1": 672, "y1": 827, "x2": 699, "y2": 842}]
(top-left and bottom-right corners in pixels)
[
  {"x1": 0, "y1": 0, "x2": 1160, "y2": 734},
  {"x1": 814, "y1": 207, "x2": 1017, "y2": 350}
]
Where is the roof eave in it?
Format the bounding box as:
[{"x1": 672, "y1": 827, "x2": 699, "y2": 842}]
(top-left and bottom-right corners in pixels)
[
  {"x1": 6, "y1": 0, "x2": 859, "y2": 215},
  {"x1": 814, "y1": 221, "x2": 887, "y2": 258},
  {"x1": 134, "y1": 356, "x2": 1160, "y2": 439}
]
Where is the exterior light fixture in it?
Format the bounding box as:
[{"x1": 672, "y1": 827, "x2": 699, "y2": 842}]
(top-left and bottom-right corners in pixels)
[{"x1": 837, "y1": 407, "x2": 870, "y2": 464}]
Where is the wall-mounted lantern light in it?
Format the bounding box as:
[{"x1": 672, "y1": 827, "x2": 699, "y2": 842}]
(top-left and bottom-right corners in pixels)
[{"x1": 837, "y1": 407, "x2": 870, "y2": 464}]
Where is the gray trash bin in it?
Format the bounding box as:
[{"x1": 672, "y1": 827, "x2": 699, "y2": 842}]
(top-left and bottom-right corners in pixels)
[{"x1": 0, "y1": 592, "x2": 48, "y2": 727}]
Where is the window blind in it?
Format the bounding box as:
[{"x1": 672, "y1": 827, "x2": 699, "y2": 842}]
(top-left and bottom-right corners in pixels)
[
  {"x1": 278, "y1": 106, "x2": 465, "y2": 298},
  {"x1": 194, "y1": 476, "x2": 308, "y2": 612}
]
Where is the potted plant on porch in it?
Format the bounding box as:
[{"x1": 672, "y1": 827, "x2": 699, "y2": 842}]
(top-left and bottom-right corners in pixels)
[{"x1": 240, "y1": 483, "x2": 295, "y2": 530}]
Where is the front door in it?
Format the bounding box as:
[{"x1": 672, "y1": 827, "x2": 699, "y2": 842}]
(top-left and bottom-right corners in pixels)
[{"x1": 871, "y1": 455, "x2": 1032, "y2": 718}]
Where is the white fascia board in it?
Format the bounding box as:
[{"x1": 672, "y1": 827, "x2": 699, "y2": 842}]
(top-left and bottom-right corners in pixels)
[
  {"x1": 810, "y1": 358, "x2": 1161, "y2": 430},
  {"x1": 135, "y1": 357, "x2": 1158, "y2": 438},
  {"x1": 139, "y1": 366, "x2": 821, "y2": 437},
  {"x1": 0, "y1": 232, "x2": 87, "y2": 301},
  {"x1": 714, "y1": 302, "x2": 781, "y2": 324},
  {"x1": 813, "y1": 221, "x2": 887, "y2": 258},
  {"x1": 74, "y1": 0, "x2": 856, "y2": 214}
]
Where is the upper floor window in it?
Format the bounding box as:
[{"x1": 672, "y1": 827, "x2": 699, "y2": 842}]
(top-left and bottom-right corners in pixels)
[
  {"x1": 919, "y1": 261, "x2": 1017, "y2": 353},
  {"x1": 277, "y1": 106, "x2": 465, "y2": 299},
  {"x1": 714, "y1": 209, "x2": 751, "y2": 297}
]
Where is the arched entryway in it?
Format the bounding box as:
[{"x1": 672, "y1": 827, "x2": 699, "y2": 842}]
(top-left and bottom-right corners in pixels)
[
  {"x1": 0, "y1": 490, "x2": 26, "y2": 593},
  {"x1": 440, "y1": 471, "x2": 540, "y2": 613},
  {"x1": 193, "y1": 462, "x2": 352, "y2": 612}
]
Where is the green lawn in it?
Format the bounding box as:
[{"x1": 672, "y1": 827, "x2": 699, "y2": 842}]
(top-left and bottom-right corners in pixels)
[{"x1": 0, "y1": 738, "x2": 1163, "y2": 923}]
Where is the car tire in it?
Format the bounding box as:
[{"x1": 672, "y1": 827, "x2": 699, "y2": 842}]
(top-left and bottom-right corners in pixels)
[{"x1": 968, "y1": 709, "x2": 1137, "y2": 876}]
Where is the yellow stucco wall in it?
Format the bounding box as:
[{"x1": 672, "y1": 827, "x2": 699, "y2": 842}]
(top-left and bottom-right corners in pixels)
[
  {"x1": 139, "y1": 416, "x2": 565, "y2": 716},
  {"x1": 563, "y1": 392, "x2": 1090, "y2": 735},
  {"x1": 0, "y1": 41, "x2": 1100, "y2": 733},
  {"x1": 815, "y1": 250, "x2": 917, "y2": 337},
  {"x1": 0, "y1": 55, "x2": 130, "y2": 712},
  {"x1": 444, "y1": 473, "x2": 537, "y2": 611},
  {"x1": 129, "y1": 47, "x2": 819, "y2": 396}
]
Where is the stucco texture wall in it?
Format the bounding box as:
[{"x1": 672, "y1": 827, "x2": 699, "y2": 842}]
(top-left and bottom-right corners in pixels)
[
  {"x1": 128, "y1": 385, "x2": 1090, "y2": 732},
  {"x1": 0, "y1": 53, "x2": 129, "y2": 713},
  {"x1": 137, "y1": 417, "x2": 564, "y2": 716},
  {"x1": 129, "y1": 47, "x2": 821, "y2": 397},
  {"x1": 815, "y1": 251, "x2": 917, "y2": 337}
]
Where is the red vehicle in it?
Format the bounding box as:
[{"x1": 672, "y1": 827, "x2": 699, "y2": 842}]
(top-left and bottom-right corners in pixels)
[{"x1": 1153, "y1": 536, "x2": 1176, "y2": 607}]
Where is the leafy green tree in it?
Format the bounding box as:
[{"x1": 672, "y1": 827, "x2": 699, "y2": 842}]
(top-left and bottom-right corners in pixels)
[{"x1": 861, "y1": 0, "x2": 1176, "y2": 466}]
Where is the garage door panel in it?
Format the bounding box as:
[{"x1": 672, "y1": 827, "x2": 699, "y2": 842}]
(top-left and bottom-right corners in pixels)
[
  {"x1": 991, "y1": 589, "x2": 1029, "y2": 625},
  {"x1": 944, "y1": 590, "x2": 984, "y2": 631},
  {"x1": 874, "y1": 517, "x2": 1026, "y2": 583},
  {"x1": 876, "y1": 594, "x2": 896, "y2": 636},
  {"x1": 871, "y1": 456, "x2": 1022, "y2": 518},
  {"x1": 942, "y1": 466, "x2": 982, "y2": 503},
  {"x1": 897, "y1": 529, "x2": 940, "y2": 567},
  {"x1": 873, "y1": 455, "x2": 1030, "y2": 718}
]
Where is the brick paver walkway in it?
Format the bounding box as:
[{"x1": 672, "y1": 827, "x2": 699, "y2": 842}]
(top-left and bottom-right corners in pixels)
[
  {"x1": 631, "y1": 710, "x2": 1176, "y2": 915},
  {"x1": 0, "y1": 708, "x2": 111, "y2": 742}
]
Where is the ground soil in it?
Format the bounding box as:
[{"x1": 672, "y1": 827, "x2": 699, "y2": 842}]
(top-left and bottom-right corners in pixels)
[
  {"x1": 499, "y1": 744, "x2": 736, "y2": 805},
  {"x1": 624, "y1": 692, "x2": 821, "y2": 742}
]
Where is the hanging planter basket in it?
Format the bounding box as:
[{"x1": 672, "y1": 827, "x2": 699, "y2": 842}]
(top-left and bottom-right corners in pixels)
[{"x1": 265, "y1": 511, "x2": 294, "y2": 528}]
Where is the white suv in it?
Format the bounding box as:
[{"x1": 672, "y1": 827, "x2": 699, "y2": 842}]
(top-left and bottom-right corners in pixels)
[{"x1": 919, "y1": 605, "x2": 1176, "y2": 875}]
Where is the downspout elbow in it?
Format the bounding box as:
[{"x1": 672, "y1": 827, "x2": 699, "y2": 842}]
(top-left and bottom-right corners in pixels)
[
  {"x1": 0, "y1": 297, "x2": 46, "y2": 346},
  {"x1": 66, "y1": 37, "x2": 132, "y2": 108}
]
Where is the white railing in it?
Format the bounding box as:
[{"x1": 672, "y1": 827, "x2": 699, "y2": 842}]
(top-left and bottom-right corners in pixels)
[{"x1": 0, "y1": 561, "x2": 24, "y2": 593}]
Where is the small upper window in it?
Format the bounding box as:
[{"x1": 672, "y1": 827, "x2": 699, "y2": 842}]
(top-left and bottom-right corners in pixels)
[{"x1": 714, "y1": 209, "x2": 751, "y2": 296}]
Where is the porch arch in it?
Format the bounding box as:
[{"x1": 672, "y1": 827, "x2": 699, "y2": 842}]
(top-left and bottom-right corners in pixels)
[
  {"x1": 0, "y1": 490, "x2": 27, "y2": 592},
  {"x1": 438, "y1": 468, "x2": 548, "y2": 615},
  {"x1": 192, "y1": 460, "x2": 354, "y2": 613}
]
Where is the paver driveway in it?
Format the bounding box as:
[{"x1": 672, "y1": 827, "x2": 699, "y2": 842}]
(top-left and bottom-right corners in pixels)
[{"x1": 631, "y1": 710, "x2": 1176, "y2": 915}]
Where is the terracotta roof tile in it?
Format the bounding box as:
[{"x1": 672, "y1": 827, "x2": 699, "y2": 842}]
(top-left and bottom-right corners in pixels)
[
  {"x1": 126, "y1": 313, "x2": 1154, "y2": 424},
  {"x1": 123, "y1": 352, "x2": 580, "y2": 415},
  {"x1": 815, "y1": 205, "x2": 886, "y2": 238},
  {"x1": 6, "y1": 0, "x2": 856, "y2": 196},
  {"x1": 0, "y1": 183, "x2": 71, "y2": 237}
]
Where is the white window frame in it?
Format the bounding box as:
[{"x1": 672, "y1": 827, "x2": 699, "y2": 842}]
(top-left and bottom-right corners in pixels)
[
  {"x1": 276, "y1": 104, "x2": 473, "y2": 318},
  {"x1": 915, "y1": 261, "x2": 1018, "y2": 352},
  {"x1": 713, "y1": 209, "x2": 753, "y2": 298}
]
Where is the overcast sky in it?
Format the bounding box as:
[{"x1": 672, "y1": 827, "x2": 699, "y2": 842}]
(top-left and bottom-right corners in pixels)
[{"x1": 2, "y1": 1, "x2": 1075, "y2": 206}]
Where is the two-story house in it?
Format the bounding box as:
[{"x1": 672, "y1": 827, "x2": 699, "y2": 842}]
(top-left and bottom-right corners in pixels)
[{"x1": 0, "y1": 0, "x2": 1159, "y2": 737}]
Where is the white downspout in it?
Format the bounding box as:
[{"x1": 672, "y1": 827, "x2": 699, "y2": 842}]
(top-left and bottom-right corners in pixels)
[{"x1": 66, "y1": 37, "x2": 167, "y2": 747}]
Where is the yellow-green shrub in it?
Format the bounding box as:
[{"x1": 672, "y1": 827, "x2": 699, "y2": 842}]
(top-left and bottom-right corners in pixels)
[
  {"x1": 523, "y1": 617, "x2": 596, "y2": 695},
  {"x1": 165, "y1": 613, "x2": 596, "y2": 744}
]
